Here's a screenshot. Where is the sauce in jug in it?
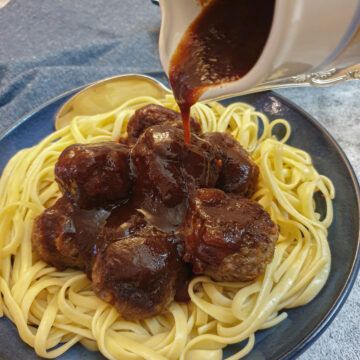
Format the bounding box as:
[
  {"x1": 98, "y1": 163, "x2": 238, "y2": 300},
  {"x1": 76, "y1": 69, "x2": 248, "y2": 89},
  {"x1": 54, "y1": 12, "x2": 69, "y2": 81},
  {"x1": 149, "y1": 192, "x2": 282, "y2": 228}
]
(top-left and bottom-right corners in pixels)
[{"x1": 169, "y1": 0, "x2": 275, "y2": 143}]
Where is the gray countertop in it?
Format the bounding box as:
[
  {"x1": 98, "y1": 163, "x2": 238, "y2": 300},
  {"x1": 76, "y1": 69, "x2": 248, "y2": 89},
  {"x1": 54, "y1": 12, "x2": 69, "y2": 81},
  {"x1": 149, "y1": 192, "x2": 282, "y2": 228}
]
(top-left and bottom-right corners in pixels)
[{"x1": 0, "y1": 0, "x2": 359, "y2": 359}]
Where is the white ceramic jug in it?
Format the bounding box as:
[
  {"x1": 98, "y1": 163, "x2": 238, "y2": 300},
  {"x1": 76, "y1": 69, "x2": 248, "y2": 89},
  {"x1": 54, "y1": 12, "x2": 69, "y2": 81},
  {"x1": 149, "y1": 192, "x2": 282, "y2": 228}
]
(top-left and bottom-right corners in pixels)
[{"x1": 158, "y1": 0, "x2": 360, "y2": 102}]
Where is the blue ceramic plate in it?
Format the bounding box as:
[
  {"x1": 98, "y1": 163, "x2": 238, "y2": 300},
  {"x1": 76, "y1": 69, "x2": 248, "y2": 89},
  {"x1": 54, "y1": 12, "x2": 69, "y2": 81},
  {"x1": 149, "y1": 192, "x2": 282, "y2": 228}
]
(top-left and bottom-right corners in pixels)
[{"x1": 0, "y1": 72, "x2": 359, "y2": 360}]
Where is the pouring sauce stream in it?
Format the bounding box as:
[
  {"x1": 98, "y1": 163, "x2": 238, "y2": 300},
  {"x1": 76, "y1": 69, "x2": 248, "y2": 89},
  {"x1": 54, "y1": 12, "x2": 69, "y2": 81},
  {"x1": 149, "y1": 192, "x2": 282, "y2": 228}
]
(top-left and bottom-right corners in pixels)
[{"x1": 169, "y1": 0, "x2": 275, "y2": 144}]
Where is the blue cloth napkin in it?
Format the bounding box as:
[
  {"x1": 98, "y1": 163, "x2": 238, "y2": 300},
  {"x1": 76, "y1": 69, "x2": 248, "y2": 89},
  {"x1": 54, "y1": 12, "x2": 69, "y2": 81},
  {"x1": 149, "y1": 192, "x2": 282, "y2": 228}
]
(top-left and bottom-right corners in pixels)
[{"x1": 0, "y1": 0, "x2": 162, "y2": 133}]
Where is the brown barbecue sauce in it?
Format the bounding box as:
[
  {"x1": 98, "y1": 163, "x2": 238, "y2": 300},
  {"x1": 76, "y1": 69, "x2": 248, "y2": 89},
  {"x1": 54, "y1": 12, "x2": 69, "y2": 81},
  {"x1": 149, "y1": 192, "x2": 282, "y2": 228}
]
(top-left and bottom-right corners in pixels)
[{"x1": 169, "y1": 0, "x2": 275, "y2": 143}]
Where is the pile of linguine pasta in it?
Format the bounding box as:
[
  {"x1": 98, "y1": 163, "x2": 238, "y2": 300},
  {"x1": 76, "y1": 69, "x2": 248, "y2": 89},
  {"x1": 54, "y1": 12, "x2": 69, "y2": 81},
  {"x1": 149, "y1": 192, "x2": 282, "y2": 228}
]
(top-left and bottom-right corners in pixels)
[{"x1": 0, "y1": 95, "x2": 334, "y2": 360}]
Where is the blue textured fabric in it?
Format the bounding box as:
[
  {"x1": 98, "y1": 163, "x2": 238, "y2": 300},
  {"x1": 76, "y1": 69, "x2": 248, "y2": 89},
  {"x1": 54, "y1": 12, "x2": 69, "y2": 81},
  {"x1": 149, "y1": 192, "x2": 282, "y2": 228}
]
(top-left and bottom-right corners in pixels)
[{"x1": 0, "y1": 0, "x2": 162, "y2": 132}]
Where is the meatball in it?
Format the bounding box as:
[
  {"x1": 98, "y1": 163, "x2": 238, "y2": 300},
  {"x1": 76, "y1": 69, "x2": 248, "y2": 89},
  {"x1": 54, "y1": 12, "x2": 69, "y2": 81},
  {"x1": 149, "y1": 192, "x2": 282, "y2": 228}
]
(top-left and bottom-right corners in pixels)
[
  {"x1": 32, "y1": 196, "x2": 110, "y2": 274},
  {"x1": 55, "y1": 142, "x2": 132, "y2": 209},
  {"x1": 201, "y1": 132, "x2": 259, "y2": 197},
  {"x1": 92, "y1": 226, "x2": 186, "y2": 320},
  {"x1": 126, "y1": 104, "x2": 201, "y2": 145},
  {"x1": 182, "y1": 188, "x2": 278, "y2": 282},
  {"x1": 131, "y1": 125, "x2": 186, "y2": 209},
  {"x1": 32, "y1": 197, "x2": 83, "y2": 270},
  {"x1": 131, "y1": 125, "x2": 220, "y2": 209}
]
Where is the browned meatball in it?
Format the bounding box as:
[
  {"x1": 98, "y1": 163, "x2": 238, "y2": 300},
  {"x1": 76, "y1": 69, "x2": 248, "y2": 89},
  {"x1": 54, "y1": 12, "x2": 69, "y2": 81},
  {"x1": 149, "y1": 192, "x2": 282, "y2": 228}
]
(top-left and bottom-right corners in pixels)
[
  {"x1": 182, "y1": 188, "x2": 278, "y2": 282},
  {"x1": 55, "y1": 142, "x2": 132, "y2": 209},
  {"x1": 32, "y1": 197, "x2": 83, "y2": 270},
  {"x1": 131, "y1": 125, "x2": 186, "y2": 209},
  {"x1": 131, "y1": 125, "x2": 220, "y2": 209},
  {"x1": 201, "y1": 132, "x2": 259, "y2": 197},
  {"x1": 32, "y1": 196, "x2": 110, "y2": 274},
  {"x1": 92, "y1": 226, "x2": 186, "y2": 320},
  {"x1": 126, "y1": 104, "x2": 201, "y2": 145}
]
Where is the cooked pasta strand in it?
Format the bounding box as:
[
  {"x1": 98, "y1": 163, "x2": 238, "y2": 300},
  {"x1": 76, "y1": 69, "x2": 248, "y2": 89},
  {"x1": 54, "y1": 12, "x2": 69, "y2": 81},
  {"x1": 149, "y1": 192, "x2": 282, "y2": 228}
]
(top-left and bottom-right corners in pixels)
[{"x1": 0, "y1": 95, "x2": 333, "y2": 360}]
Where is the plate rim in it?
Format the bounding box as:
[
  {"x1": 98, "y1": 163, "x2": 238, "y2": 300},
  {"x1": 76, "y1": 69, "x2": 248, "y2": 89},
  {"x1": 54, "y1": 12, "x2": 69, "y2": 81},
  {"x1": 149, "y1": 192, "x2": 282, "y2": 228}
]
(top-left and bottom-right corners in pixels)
[
  {"x1": 0, "y1": 71, "x2": 359, "y2": 360},
  {"x1": 265, "y1": 90, "x2": 360, "y2": 360}
]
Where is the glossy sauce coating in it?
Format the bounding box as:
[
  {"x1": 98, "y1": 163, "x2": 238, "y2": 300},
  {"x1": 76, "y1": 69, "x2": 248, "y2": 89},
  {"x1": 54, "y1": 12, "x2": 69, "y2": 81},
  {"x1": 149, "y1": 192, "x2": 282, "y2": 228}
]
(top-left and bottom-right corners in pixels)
[
  {"x1": 32, "y1": 105, "x2": 276, "y2": 320},
  {"x1": 131, "y1": 124, "x2": 220, "y2": 210},
  {"x1": 201, "y1": 132, "x2": 259, "y2": 197},
  {"x1": 126, "y1": 104, "x2": 201, "y2": 145},
  {"x1": 32, "y1": 197, "x2": 109, "y2": 275},
  {"x1": 92, "y1": 225, "x2": 187, "y2": 320},
  {"x1": 169, "y1": 0, "x2": 275, "y2": 143},
  {"x1": 182, "y1": 188, "x2": 278, "y2": 281},
  {"x1": 55, "y1": 142, "x2": 132, "y2": 209}
]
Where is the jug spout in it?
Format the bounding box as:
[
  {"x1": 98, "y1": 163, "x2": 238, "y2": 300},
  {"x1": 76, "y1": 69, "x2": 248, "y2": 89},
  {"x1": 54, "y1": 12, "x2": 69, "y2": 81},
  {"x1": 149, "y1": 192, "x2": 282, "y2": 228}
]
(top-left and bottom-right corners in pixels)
[{"x1": 159, "y1": 0, "x2": 360, "y2": 102}]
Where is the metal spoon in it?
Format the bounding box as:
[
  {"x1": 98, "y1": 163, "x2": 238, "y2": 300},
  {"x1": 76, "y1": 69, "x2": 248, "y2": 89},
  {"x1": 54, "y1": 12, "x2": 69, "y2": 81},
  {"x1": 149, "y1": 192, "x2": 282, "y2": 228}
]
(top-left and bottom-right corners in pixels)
[
  {"x1": 55, "y1": 73, "x2": 171, "y2": 130},
  {"x1": 56, "y1": 67, "x2": 360, "y2": 130}
]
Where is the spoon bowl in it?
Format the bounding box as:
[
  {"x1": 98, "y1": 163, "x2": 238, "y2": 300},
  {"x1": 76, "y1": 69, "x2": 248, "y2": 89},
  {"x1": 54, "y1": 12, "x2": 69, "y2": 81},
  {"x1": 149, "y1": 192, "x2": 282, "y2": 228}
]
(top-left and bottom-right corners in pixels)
[{"x1": 55, "y1": 73, "x2": 171, "y2": 130}]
